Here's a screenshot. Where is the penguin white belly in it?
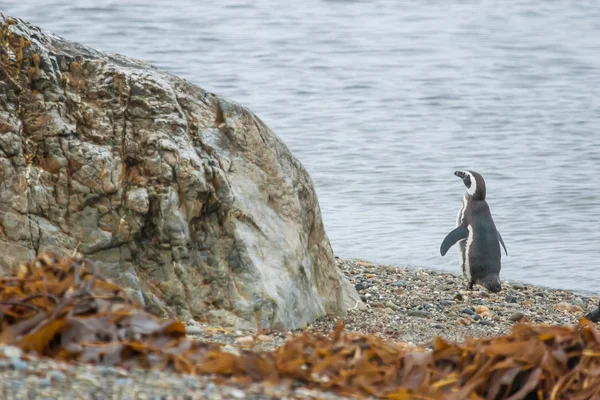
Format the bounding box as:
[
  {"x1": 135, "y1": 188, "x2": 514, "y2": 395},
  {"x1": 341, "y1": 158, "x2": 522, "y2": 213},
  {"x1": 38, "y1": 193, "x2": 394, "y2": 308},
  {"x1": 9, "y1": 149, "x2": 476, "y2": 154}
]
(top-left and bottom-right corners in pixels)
[
  {"x1": 456, "y1": 197, "x2": 468, "y2": 278},
  {"x1": 464, "y1": 225, "x2": 474, "y2": 282}
]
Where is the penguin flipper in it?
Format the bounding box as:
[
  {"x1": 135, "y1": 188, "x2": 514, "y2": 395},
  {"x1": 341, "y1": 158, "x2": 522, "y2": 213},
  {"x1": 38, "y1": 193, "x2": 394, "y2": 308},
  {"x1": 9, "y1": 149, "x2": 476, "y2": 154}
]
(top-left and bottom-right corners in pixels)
[
  {"x1": 498, "y1": 231, "x2": 508, "y2": 256},
  {"x1": 440, "y1": 225, "x2": 468, "y2": 256}
]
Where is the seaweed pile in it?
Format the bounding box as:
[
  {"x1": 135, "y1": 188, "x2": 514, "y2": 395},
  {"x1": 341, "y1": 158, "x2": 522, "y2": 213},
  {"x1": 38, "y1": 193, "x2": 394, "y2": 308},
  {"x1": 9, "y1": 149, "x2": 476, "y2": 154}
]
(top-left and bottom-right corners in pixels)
[{"x1": 1, "y1": 253, "x2": 599, "y2": 399}]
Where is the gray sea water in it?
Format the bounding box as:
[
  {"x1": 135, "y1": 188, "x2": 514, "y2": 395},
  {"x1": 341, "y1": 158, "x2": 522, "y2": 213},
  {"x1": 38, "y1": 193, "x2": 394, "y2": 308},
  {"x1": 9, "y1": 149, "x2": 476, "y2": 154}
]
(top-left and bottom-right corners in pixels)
[{"x1": 3, "y1": 0, "x2": 599, "y2": 295}]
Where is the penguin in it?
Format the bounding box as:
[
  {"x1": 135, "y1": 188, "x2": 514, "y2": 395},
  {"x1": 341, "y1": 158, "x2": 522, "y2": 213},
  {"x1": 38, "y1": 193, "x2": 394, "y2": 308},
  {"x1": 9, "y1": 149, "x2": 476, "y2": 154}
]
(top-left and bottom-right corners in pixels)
[{"x1": 440, "y1": 170, "x2": 507, "y2": 293}]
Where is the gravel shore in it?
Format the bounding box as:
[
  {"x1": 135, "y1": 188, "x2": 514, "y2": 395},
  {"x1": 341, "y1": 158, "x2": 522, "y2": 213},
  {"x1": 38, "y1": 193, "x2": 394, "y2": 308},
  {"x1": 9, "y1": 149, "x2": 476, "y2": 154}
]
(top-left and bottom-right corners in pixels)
[{"x1": 2, "y1": 257, "x2": 597, "y2": 399}]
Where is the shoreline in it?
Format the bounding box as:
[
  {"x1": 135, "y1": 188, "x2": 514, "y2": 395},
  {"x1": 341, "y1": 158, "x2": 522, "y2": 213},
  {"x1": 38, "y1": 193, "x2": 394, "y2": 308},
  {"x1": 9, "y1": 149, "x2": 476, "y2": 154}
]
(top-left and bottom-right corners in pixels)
[{"x1": 1, "y1": 257, "x2": 598, "y2": 399}]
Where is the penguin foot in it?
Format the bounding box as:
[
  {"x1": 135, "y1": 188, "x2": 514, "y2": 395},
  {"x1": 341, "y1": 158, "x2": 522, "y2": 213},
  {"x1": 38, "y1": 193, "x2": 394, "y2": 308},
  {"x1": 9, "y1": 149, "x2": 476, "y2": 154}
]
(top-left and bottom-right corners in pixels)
[{"x1": 465, "y1": 283, "x2": 474, "y2": 291}]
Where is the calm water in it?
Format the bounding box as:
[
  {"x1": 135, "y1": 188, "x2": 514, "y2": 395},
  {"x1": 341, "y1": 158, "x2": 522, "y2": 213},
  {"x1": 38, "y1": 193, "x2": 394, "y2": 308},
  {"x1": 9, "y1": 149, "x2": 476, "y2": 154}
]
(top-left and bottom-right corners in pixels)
[{"x1": 3, "y1": 1, "x2": 600, "y2": 295}]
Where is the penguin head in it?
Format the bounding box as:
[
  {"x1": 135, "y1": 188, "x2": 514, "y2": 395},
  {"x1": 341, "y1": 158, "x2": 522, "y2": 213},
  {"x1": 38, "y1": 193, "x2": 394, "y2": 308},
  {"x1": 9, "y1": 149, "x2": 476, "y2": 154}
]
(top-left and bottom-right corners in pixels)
[{"x1": 454, "y1": 170, "x2": 486, "y2": 200}]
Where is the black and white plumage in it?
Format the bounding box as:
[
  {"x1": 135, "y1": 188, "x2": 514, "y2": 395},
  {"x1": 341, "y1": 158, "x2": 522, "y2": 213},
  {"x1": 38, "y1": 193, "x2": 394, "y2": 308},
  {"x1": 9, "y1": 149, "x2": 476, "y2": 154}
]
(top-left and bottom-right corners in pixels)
[{"x1": 440, "y1": 170, "x2": 507, "y2": 293}]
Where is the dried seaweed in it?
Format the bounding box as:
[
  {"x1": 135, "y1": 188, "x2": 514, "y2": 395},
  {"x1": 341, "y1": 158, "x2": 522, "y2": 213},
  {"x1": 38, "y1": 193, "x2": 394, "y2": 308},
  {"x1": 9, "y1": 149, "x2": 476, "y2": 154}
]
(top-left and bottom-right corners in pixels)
[{"x1": 1, "y1": 253, "x2": 600, "y2": 399}]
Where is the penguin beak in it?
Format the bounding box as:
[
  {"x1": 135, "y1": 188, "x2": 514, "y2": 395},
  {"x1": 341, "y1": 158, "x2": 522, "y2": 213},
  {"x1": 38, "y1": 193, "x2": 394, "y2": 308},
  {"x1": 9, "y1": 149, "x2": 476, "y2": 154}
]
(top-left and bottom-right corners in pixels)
[{"x1": 454, "y1": 171, "x2": 466, "y2": 179}]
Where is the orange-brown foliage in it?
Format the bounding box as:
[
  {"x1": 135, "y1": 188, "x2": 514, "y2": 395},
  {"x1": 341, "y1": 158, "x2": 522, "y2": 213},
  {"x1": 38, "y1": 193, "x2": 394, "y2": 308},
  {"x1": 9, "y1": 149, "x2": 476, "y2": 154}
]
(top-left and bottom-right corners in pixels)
[{"x1": 1, "y1": 253, "x2": 599, "y2": 399}]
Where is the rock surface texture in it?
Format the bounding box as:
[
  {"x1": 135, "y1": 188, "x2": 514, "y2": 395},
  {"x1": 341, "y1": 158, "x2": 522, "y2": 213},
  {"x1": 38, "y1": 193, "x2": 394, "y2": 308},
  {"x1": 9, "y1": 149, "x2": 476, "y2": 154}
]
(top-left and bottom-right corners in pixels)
[{"x1": 0, "y1": 13, "x2": 361, "y2": 330}]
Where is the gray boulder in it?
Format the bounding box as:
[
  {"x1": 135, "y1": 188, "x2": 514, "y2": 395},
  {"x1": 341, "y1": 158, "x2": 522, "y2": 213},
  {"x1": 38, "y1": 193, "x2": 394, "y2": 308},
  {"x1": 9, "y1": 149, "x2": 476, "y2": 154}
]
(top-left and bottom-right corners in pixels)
[{"x1": 0, "y1": 13, "x2": 362, "y2": 330}]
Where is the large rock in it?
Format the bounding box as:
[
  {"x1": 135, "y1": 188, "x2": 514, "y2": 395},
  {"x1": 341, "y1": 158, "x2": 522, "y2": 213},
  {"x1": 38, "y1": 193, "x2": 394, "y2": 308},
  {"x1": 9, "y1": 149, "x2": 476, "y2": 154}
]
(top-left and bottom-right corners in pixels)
[{"x1": 0, "y1": 14, "x2": 362, "y2": 330}]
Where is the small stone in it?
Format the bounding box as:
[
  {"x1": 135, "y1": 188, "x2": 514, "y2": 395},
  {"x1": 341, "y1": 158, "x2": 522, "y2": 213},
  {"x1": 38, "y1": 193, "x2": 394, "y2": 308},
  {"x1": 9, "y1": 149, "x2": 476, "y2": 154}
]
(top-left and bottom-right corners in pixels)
[
  {"x1": 554, "y1": 302, "x2": 584, "y2": 314},
  {"x1": 115, "y1": 378, "x2": 132, "y2": 387},
  {"x1": 479, "y1": 320, "x2": 494, "y2": 326},
  {"x1": 221, "y1": 344, "x2": 241, "y2": 356},
  {"x1": 506, "y1": 295, "x2": 518, "y2": 303},
  {"x1": 96, "y1": 366, "x2": 118, "y2": 377},
  {"x1": 431, "y1": 324, "x2": 445, "y2": 329},
  {"x1": 521, "y1": 300, "x2": 532, "y2": 307},
  {"x1": 3, "y1": 346, "x2": 22, "y2": 359},
  {"x1": 47, "y1": 370, "x2": 67, "y2": 383},
  {"x1": 11, "y1": 357, "x2": 27, "y2": 371},
  {"x1": 230, "y1": 388, "x2": 246, "y2": 399},
  {"x1": 0, "y1": 360, "x2": 11, "y2": 370},
  {"x1": 424, "y1": 304, "x2": 434, "y2": 311},
  {"x1": 439, "y1": 300, "x2": 453, "y2": 307},
  {"x1": 455, "y1": 293, "x2": 464, "y2": 301},
  {"x1": 372, "y1": 302, "x2": 385, "y2": 308},
  {"x1": 572, "y1": 298, "x2": 585, "y2": 307},
  {"x1": 257, "y1": 334, "x2": 273, "y2": 342},
  {"x1": 355, "y1": 282, "x2": 369, "y2": 291},
  {"x1": 513, "y1": 283, "x2": 525, "y2": 290},
  {"x1": 460, "y1": 308, "x2": 475, "y2": 316},
  {"x1": 534, "y1": 292, "x2": 545, "y2": 297},
  {"x1": 509, "y1": 311, "x2": 526, "y2": 322},
  {"x1": 235, "y1": 336, "x2": 255, "y2": 348},
  {"x1": 472, "y1": 314, "x2": 481, "y2": 321},
  {"x1": 186, "y1": 326, "x2": 203, "y2": 336},
  {"x1": 407, "y1": 310, "x2": 432, "y2": 318},
  {"x1": 360, "y1": 295, "x2": 367, "y2": 302},
  {"x1": 37, "y1": 377, "x2": 51, "y2": 388},
  {"x1": 475, "y1": 305, "x2": 490, "y2": 314},
  {"x1": 392, "y1": 280, "x2": 407, "y2": 287},
  {"x1": 77, "y1": 373, "x2": 100, "y2": 387},
  {"x1": 385, "y1": 301, "x2": 398, "y2": 311},
  {"x1": 383, "y1": 307, "x2": 395, "y2": 314},
  {"x1": 455, "y1": 318, "x2": 471, "y2": 326}
]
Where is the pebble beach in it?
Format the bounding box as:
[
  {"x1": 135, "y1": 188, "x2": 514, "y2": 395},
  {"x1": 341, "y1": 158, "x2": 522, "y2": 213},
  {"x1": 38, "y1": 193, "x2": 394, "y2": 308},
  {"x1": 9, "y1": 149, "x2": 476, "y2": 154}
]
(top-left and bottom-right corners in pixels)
[{"x1": 1, "y1": 258, "x2": 597, "y2": 399}]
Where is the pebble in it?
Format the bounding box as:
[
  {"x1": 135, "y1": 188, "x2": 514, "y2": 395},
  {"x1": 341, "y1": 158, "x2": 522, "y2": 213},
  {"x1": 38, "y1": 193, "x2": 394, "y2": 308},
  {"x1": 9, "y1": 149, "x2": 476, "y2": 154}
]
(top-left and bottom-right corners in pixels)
[
  {"x1": 385, "y1": 301, "x2": 398, "y2": 311},
  {"x1": 235, "y1": 336, "x2": 255, "y2": 348},
  {"x1": 513, "y1": 283, "x2": 525, "y2": 290},
  {"x1": 47, "y1": 370, "x2": 67, "y2": 383},
  {"x1": 454, "y1": 293, "x2": 464, "y2": 301},
  {"x1": 230, "y1": 388, "x2": 247, "y2": 399},
  {"x1": 506, "y1": 295, "x2": 518, "y2": 303},
  {"x1": 407, "y1": 310, "x2": 432, "y2": 318},
  {"x1": 455, "y1": 318, "x2": 471, "y2": 326},
  {"x1": 509, "y1": 311, "x2": 526, "y2": 322},
  {"x1": 11, "y1": 357, "x2": 28, "y2": 371},
  {"x1": 392, "y1": 280, "x2": 407, "y2": 287},
  {"x1": 115, "y1": 378, "x2": 133, "y2": 386},
  {"x1": 475, "y1": 306, "x2": 489, "y2": 314},
  {"x1": 96, "y1": 366, "x2": 118, "y2": 377},
  {"x1": 479, "y1": 320, "x2": 494, "y2": 326},
  {"x1": 3, "y1": 346, "x2": 22, "y2": 359},
  {"x1": 76, "y1": 373, "x2": 101, "y2": 387},
  {"x1": 460, "y1": 308, "x2": 475, "y2": 316},
  {"x1": 257, "y1": 334, "x2": 273, "y2": 342},
  {"x1": 355, "y1": 282, "x2": 369, "y2": 291},
  {"x1": 36, "y1": 377, "x2": 51, "y2": 388},
  {"x1": 554, "y1": 302, "x2": 584, "y2": 314},
  {"x1": 186, "y1": 326, "x2": 203, "y2": 335}
]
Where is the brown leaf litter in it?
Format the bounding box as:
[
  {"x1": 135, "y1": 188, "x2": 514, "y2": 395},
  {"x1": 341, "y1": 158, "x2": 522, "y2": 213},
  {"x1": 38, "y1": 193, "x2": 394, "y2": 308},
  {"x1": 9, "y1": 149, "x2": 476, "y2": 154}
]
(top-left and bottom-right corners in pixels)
[{"x1": 1, "y1": 252, "x2": 600, "y2": 399}]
